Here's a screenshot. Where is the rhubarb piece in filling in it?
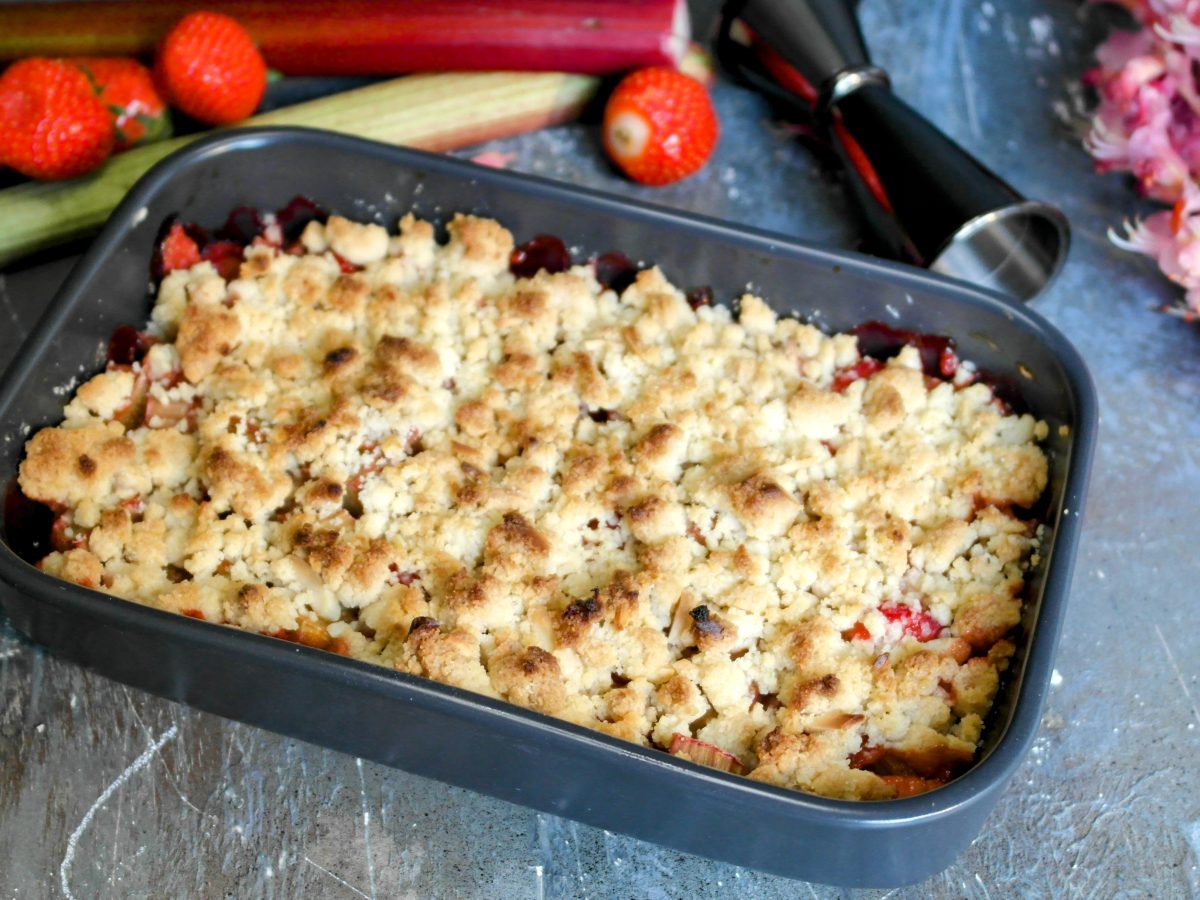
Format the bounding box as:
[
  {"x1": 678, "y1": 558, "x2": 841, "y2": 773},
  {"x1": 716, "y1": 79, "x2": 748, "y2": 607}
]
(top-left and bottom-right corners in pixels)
[{"x1": 19, "y1": 210, "x2": 1049, "y2": 801}]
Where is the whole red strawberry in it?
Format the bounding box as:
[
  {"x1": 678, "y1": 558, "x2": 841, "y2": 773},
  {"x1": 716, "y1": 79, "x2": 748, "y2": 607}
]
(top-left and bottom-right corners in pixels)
[
  {"x1": 602, "y1": 67, "x2": 718, "y2": 186},
  {"x1": 0, "y1": 58, "x2": 115, "y2": 181},
  {"x1": 155, "y1": 11, "x2": 266, "y2": 126},
  {"x1": 71, "y1": 57, "x2": 171, "y2": 151}
]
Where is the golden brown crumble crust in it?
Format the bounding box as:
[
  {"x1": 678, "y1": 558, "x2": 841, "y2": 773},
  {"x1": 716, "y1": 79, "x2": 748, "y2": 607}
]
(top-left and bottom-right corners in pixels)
[{"x1": 21, "y1": 212, "x2": 1049, "y2": 801}]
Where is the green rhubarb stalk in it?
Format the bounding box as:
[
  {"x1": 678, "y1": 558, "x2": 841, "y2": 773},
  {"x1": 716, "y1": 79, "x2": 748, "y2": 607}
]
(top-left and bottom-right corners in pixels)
[{"x1": 0, "y1": 71, "x2": 599, "y2": 267}]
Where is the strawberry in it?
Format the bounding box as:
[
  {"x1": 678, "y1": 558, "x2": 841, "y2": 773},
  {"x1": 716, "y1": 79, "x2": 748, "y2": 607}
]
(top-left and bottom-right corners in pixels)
[
  {"x1": 155, "y1": 11, "x2": 266, "y2": 126},
  {"x1": 154, "y1": 221, "x2": 202, "y2": 279},
  {"x1": 71, "y1": 58, "x2": 171, "y2": 152},
  {"x1": 831, "y1": 357, "x2": 885, "y2": 393},
  {"x1": 879, "y1": 603, "x2": 944, "y2": 643},
  {"x1": 201, "y1": 240, "x2": 244, "y2": 280},
  {"x1": 0, "y1": 58, "x2": 114, "y2": 181},
  {"x1": 602, "y1": 67, "x2": 718, "y2": 186},
  {"x1": 841, "y1": 621, "x2": 872, "y2": 642}
]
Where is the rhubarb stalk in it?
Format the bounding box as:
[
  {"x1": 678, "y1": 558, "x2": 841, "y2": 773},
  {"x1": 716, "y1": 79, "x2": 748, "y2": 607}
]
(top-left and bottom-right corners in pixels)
[
  {"x1": 668, "y1": 733, "x2": 745, "y2": 775},
  {"x1": 0, "y1": 0, "x2": 689, "y2": 76},
  {"x1": 0, "y1": 71, "x2": 598, "y2": 267}
]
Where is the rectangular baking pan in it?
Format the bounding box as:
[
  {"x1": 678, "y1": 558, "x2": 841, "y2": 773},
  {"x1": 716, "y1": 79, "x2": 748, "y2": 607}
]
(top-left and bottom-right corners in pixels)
[{"x1": 0, "y1": 128, "x2": 1096, "y2": 888}]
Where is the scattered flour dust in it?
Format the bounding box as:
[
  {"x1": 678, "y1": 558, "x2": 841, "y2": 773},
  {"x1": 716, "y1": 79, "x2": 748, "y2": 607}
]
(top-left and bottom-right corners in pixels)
[
  {"x1": 59, "y1": 726, "x2": 178, "y2": 900},
  {"x1": 1185, "y1": 821, "x2": 1200, "y2": 871},
  {"x1": 1028, "y1": 14, "x2": 1060, "y2": 57}
]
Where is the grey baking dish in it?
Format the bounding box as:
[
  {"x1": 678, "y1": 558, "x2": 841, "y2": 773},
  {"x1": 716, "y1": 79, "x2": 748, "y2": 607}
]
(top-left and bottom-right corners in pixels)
[{"x1": 0, "y1": 128, "x2": 1096, "y2": 888}]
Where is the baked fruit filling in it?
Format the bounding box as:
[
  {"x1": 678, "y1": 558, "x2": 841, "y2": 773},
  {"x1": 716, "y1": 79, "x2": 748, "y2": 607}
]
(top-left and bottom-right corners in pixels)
[{"x1": 18, "y1": 206, "x2": 1049, "y2": 801}]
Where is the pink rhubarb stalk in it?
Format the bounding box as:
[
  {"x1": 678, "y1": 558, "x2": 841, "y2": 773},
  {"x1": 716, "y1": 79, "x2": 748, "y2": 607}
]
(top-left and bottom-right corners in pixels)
[{"x1": 0, "y1": 0, "x2": 690, "y2": 76}]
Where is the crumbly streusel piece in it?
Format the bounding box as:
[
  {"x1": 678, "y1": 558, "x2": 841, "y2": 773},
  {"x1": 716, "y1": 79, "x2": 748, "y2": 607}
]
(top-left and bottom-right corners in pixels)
[{"x1": 22, "y1": 212, "x2": 1049, "y2": 800}]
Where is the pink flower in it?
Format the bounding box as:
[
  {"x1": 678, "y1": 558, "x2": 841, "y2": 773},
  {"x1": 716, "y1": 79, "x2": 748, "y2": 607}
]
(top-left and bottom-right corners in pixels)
[
  {"x1": 1110, "y1": 178, "x2": 1200, "y2": 311},
  {"x1": 1087, "y1": 1, "x2": 1200, "y2": 313},
  {"x1": 1085, "y1": 26, "x2": 1200, "y2": 199}
]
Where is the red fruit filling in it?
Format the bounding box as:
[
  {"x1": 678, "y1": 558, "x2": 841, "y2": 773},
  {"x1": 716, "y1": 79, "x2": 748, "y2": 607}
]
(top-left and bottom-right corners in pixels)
[
  {"x1": 155, "y1": 221, "x2": 201, "y2": 277},
  {"x1": 686, "y1": 285, "x2": 713, "y2": 309},
  {"x1": 106, "y1": 326, "x2": 157, "y2": 366},
  {"x1": 851, "y1": 321, "x2": 959, "y2": 380},
  {"x1": 150, "y1": 196, "x2": 327, "y2": 284},
  {"x1": 201, "y1": 240, "x2": 244, "y2": 281},
  {"x1": 879, "y1": 602, "x2": 943, "y2": 642},
  {"x1": 841, "y1": 621, "x2": 871, "y2": 642},
  {"x1": 831, "y1": 357, "x2": 884, "y2": 392},
  {"x1": 510, "y1": 234, "x2": 570, "y2": 278},
  {"x1": 593, "y1": 251, "x2": 638, "y2": 292}
]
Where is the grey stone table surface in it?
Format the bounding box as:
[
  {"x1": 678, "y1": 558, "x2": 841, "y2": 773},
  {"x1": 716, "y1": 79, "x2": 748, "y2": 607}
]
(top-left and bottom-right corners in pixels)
[{"x1": 2, "y1": 1, "x2": 1198, "y2": 897}]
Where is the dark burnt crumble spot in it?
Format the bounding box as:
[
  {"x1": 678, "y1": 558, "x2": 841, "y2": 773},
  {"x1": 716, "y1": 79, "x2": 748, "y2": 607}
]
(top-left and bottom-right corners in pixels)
[
  {"x1": 323, "y1": 346, "x2": 357, "y2": 370},
  {"x1": 787, "y1": 674, "x2": 842, "y2": 713},
  {"x1": 408, "y1": 616, "x2": 439, "y2": 639},
  {"x1": 689, "y1": 605, "x2": 722, "y2": 637},
  {"x1": 166, "y1": 564, "x2": 191, "y2": 583},
  {"x1": 561, "y1": 592, "x2": 600, "y2": 619},
  {"x1": 488, "y1": 511, "x2": 550, "y2": 557},
  {"x1": 517, "y1": 645, "x2": 557, "y2": 675},
  {"x1": 405, "y1": 427, "x2": 424, "y2": 455},
  {"x1": 563, "y1": 594, "x2": 602, "y2": 625}
]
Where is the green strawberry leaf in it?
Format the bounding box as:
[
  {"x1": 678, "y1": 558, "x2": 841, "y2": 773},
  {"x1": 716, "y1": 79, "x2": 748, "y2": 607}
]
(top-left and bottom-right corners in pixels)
[{"x1": 138, "y1": 111, "x2": 173, "y2": 144}]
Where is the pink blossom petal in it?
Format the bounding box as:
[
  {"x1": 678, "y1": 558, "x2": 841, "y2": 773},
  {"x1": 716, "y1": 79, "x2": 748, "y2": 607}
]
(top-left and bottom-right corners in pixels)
[{"x1": 1095, "y1": 29, "x2": 1157, "y2": 71}]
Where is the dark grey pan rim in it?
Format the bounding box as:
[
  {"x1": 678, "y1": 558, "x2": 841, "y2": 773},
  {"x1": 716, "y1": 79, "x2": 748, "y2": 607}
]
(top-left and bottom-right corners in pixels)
[{"x1": 0, "y1": 126, "x2": 1098, "y2": 827}]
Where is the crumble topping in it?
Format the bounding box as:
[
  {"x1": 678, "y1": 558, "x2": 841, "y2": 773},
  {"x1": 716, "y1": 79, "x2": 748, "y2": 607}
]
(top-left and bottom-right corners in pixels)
[{"x1": 20, "y1": 211, "x2": 1049, "y2": 801}]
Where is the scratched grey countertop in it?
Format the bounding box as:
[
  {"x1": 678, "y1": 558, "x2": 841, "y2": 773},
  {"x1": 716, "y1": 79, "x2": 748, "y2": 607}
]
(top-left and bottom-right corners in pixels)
[{"x1": 2, "y1": 1, "x2": 1198, "y2": 897}]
